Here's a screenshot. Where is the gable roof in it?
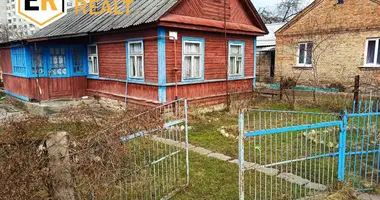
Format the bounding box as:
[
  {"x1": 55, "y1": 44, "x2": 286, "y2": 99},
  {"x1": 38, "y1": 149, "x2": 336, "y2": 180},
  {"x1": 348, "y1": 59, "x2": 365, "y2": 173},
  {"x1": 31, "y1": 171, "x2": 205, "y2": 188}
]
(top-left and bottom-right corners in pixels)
[
  {"x1": 32, "y1": 0, "x2": 178, "y2": 39},
  {"x1": 276, "y1": 0, "x2": 380, "y2": 35},
  {"x1": 31, "y1": 0, "x2": 267, "y2": 40}
]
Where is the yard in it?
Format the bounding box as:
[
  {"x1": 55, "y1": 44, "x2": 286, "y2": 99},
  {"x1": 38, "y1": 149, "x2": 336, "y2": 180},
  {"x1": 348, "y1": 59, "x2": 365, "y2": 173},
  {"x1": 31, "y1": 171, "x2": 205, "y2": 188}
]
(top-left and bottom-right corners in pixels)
[{"x1": 0, "y1": 93, "x2": 379, "y2": 200}]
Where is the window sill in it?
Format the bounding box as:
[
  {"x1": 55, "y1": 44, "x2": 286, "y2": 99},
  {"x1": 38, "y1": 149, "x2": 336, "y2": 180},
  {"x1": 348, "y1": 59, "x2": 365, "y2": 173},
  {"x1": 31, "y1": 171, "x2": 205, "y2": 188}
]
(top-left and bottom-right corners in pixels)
[
  {"x1": 294, "y1": 65, "x2": 313, "y2": 69},
  {"x1": 228, "y1": 74, "x2": 244, "y2": 80},
  {"x1": 360, "y1": 65, "x2": 380, "y2": 68},
  {"x1": 127, "y1": 77, "x2": 145, "y2": 83}
]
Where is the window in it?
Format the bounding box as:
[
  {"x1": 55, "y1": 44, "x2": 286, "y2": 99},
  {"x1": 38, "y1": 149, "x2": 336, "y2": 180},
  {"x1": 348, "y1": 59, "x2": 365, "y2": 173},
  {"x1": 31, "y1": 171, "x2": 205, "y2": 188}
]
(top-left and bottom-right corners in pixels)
[
  {"x1": 183, "y1": 40, "x2": 203, "y2": 80},
  {"x1": 49, "y1": 47, "x2": 67, "y2": 75},
  {"x1": 127, "y1": 41, "x2": 144, "y2": 79},
  {"x1": 88, "y1": 45, "x2": 99, "y2": 75},
  {"x1": 228, "y1": 42, "x2": 244, "y2": 77},
  {"x1": 297, "y1": 42, "x2": 313, "y2": 67},
  {"x1": 72, "y1": 47, "x2": 85, "y2": 74},
  {"x1": 30, "y1": 46, "x2": 44, "y2": 75},
  {"x1": 364, "y1": 38, "x2": 380, "y2": 67}
]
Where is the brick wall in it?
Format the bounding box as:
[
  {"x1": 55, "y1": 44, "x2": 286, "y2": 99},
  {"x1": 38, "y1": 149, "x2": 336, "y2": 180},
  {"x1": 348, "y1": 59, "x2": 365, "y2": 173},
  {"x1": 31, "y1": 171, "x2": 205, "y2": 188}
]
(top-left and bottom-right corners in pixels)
[{"x1": 276, "y1": 0, "x2": 380, "y2": 86}]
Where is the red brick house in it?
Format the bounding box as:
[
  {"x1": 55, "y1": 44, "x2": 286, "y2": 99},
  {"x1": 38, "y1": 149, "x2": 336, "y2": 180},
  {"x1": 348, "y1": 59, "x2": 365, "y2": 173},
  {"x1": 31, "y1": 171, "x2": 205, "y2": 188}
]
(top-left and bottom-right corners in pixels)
[{"x1": 0, "y1": 0, "x2": 267, "y2": 106}]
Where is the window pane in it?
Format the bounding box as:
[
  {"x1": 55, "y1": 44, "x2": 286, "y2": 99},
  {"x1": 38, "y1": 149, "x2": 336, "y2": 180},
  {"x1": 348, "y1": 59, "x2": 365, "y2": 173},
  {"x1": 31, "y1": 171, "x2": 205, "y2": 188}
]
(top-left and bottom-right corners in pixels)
[
  {"x1": 137, "y1": 56, "x2": 143, "y2": 77},
  {"x1": 130, "y1": 56, "x2": 136, "y2": 77},
  {"x1": 306, "y1": 43, "x2": 313, "y2": 65},
  {"x1": 367, "y1": 40, "x2": 376, "y2": 64},
  {"x1": 298, "y1": 44, "x2": 306, "y2": 64},
  {"x1": 229, "y1": 57, "x2": 236, "y2": 74},
  {"x1": 89, "y1": 46, "x2": 97, "y2": 55},
  {"x1": 231, "y1": 45, "x2": 241, "y2": 55},
  {"x1": 130, "y1": 43, "x2": 142, "y2": 54},
  {"x1": 193, "y1": 56, "x2": 201, "y2": 78},
  {"x1": 377, "y1": 40, "x2": 380, "y2": 65},
  {"x1": 236, "y1": 56, "x2": 242, "y2": 74},
  {"x1": 184, "y1": 56, "x2": 192, "y2": 78},
  {"x1": 185, "y1": 43, "x2": 200, "y2": 54},
  {"x1": 94, "y1": 57, "x2": 98, "y2": 73}
]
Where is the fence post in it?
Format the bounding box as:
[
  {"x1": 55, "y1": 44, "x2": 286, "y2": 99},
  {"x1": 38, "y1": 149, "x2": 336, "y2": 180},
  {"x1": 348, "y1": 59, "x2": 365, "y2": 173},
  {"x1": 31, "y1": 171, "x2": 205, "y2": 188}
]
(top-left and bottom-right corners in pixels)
[
  {"x1": 280, "y1": 76, "x2": 283, "y2": 100},
  {"x1": 238, "y1": 111, "x2": 245, "y2": 200},
  {"x1": 338, "y1": 110, "x2": 348, "y2": 182},
  {"x1": 354, "y1": 75, "x2": 360, "y2": 110},
  {"x1": 184, "y1": 99, "x2": 190, "y2": 186}
]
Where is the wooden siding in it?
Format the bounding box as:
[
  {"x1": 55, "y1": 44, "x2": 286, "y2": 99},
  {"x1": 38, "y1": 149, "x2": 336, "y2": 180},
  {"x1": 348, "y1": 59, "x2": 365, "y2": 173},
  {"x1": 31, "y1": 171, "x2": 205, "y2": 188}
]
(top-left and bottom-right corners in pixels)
[
  {"x1": 169, "y1": 0, "x2": 256, "y2": 26},
  {"x1": 0, "y1": 48, "x2": 12, "y2": 74},
  {"x1": 166, "y1": 79, "x2": 253, "y2": 102},
  {"x1": 87, "y1": 79, "x2": 159, "y2": 102},
  {"x1": 94, "y1": 29, "x2": 158, "y2": 83},
  {"x1": 165, "y1": 28, "x2": 254, "y2": 83},
  {"x1": 3, "y1": 75, "x2": 86, "y2": 101}
]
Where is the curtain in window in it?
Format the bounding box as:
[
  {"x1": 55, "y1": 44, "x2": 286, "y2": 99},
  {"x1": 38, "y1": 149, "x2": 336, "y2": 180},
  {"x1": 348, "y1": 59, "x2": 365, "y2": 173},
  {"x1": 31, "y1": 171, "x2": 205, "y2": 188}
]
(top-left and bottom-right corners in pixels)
[
  {"x1": 231, "y1": 45, "x2": 241, "y2": 55},
  {"x1": 193, "y1": 56, "x2": 201, "y2": 78},
  {"x1": 184, "y1": 56, "x2": 192, "y2": 79},
  {"x1": 377, "y1": 40, "x2": 380, "y2": 65},
  {"x1": 130, "y1": 43, "x2": 142, "y2": 54},
  {"x1": 306, "y1": 43, "x2": 313, "y2": 65},
  {"x1": 185, "y1": 43, "x2": 200, "y2": 54},
  {"x1": 367, "y1": 40, "x2": 376, "y2": 64},
  {"x1": 298, "y1": 44, "x2": 306, "y2": 64}
]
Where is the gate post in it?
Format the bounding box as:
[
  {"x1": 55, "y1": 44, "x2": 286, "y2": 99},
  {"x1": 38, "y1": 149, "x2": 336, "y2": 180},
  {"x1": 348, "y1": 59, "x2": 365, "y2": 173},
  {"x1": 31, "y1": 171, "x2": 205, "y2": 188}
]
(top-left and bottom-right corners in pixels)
[
  {"x1": 238, "y1": 111, "x2": 245, "y2": 200},
  {"x1": 338, "y1": 110, "x2": 348, "y2": 182}
]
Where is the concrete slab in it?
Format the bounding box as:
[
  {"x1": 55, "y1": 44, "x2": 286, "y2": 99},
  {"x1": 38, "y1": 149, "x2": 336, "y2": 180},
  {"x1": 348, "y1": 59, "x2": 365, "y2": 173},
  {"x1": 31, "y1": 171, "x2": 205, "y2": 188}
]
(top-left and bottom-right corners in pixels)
[
  {"x1": 277, "y1": 173, "x2": 309, "y2": 185},
  {"x1": 256, "y1": 167, "x2": 280, "y2": 176},
  {"x1": 191, "y1": 147, "x2": 213, "y2": 155},
  {"x1": 357, "y1": 193, "x2": 380, "y2": 200},
  {"x1": 208, "y1": 153, "x2": 232, "y2": 161}
]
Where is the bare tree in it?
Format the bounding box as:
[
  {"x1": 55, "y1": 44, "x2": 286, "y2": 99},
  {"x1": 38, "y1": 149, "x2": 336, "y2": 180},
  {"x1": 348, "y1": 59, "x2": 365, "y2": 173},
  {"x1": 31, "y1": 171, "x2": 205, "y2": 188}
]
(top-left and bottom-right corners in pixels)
[
  {"x1": 258, "y1": 8, "x2": 282, "y2": 24},
  {"x1": 0, "y1": 23, "x2": 31, "y2": 42},
  {"x1": 277, "y1": 0, "x2": 303, "y2": 22}
]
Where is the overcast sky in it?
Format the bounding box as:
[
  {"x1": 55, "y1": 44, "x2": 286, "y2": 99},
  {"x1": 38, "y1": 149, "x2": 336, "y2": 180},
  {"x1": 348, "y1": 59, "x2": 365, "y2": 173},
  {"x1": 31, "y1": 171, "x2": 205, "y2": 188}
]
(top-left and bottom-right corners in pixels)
[{"x1": 251, "y1": 0, "x2": 313, "y2": 10}]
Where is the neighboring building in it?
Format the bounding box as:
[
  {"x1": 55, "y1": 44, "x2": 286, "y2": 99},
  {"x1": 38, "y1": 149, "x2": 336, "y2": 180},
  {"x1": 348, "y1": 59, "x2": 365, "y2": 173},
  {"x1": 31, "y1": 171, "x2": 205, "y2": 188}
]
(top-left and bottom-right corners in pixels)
[
  {"x1": 0, "y1": 0, "x2": 7, "y2": 25},
  {"x1": 275, "y1": 0, "x2": 380, "y2": 86},
  {"x1": 256, "y1": 23, "x2": 285, "y2": 83},
  {"x1": 0, "y1": 0, "x2": 267, "y2": 106}
]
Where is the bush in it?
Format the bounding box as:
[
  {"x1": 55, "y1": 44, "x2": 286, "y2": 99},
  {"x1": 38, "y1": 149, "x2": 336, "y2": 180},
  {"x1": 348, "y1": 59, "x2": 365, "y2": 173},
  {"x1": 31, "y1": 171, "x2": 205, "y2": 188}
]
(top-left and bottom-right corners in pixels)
[
  {"x1": 280, "y1": 77, "x2": 297, "y2": 89},
  {"x1": 327, "y1": 82, "x2": 346, "y2": 92}
]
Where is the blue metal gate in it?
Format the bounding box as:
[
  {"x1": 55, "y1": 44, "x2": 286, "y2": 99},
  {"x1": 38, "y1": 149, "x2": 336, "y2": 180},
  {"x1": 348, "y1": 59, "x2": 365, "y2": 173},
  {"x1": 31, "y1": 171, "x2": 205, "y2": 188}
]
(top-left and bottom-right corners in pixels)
[{"x1": 238, "y1": 101, "x2": 380, "y2": 200}]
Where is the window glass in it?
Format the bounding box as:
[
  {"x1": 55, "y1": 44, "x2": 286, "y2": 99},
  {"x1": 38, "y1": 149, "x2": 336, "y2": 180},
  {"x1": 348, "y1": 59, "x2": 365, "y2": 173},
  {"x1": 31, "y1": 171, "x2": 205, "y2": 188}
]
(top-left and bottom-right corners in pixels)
[
  {"x1": 49, "y1": 47, "x2": 66, "y2": 75},
  {"x1": 377, "y1": 39, "x2": 380, "y2": 65},
  {"x1": 30, "y1": 46, "x2": 43, "y2": 75},
  {"x1": 229, "y1": 43, "x2": 243, "y2": 76},
  {"x1": 367, "y1": 40, "x2": 376, "y2": 64},
  {"x1": 72, "y1": 47, "x2": 84, "y2": 73},
  {"x1": 183, "y1": 41, "x2": 202, "y2": 79},
  {"x1": 298, "y1": 43, "x2": 306, "y2": 64},
  {"x1": 128, "y1": 41, "x2": 144, "y2": 79},
  {"x1": 88, "y1": 45, "x2": 99, "y2": 75},
  {"x1": 306, "y1": 43, "x2": 313, "y2": 65}
]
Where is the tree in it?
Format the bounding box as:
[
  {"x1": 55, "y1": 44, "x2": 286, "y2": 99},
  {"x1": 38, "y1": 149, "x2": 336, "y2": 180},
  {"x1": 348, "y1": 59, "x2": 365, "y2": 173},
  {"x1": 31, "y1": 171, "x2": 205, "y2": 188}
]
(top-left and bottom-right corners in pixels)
[
  {"x1": 0, "y1": 23, "x2": 30, "y2": 42},
  {"x1": 276, "y1": 0, "x2": 303, "y2": 22}
]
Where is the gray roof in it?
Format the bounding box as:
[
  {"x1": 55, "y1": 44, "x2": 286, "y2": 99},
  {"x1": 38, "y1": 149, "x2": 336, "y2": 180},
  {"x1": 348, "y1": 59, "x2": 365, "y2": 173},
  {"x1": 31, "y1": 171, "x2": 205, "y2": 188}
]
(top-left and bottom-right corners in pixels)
[
  {"x1": 257, "y1": 23, "x2": 285, "y2": 47},
  {"x1": 32, "y1": 0, "x2": 178, "y2": 39}
]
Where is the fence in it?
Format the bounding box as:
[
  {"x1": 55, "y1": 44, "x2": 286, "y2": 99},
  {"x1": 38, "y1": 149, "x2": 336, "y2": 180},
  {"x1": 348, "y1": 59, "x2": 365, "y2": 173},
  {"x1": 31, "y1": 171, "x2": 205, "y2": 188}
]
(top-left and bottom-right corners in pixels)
[
  {"x1": 238, "y1": 101, "x2": 380, "y2": 199},
  {"x1": 116, "y1": 99, "x2": 190, "y2": 199}
]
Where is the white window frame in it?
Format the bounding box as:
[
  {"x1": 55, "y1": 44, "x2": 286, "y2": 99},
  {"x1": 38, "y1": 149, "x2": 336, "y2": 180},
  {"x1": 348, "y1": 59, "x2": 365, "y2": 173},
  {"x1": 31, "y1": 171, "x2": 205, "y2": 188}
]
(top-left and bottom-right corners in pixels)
[
  {"x1": 88, "y1": 44, "x2": 99, "y2": 75},
  {"x1": 364, "y1": 38, "x2": 380, "y2": 67},
  {"x1": 182, "y1": 40, "x2": 202, "y2": 80},
  {"x1": 297, "y1": 42, "x2": 313, "y2": 67},
  {"x1": 128, "y1": 41, "x2": 144, "y2": 79},
  {"x1": 228, "y1": 43, "x2": 243, "y2": 76}
]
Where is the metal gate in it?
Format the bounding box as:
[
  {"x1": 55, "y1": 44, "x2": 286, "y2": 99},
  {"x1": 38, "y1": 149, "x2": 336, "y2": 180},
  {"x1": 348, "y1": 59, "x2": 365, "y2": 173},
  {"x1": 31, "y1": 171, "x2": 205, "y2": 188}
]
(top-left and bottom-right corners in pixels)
[
  {"x1": 109, "y1": 99, "x2": 189, "y2": 199},
  {"x1": 238, "y1": 101, "x2": 380, "y2": 199}
]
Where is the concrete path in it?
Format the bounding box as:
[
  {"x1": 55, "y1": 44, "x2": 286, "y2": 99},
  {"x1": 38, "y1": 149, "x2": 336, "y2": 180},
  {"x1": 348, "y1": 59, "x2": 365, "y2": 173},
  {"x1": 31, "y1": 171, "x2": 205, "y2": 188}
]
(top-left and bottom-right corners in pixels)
[{"x1": 152, "y1": 136, "x2": 328, "y2": 192}]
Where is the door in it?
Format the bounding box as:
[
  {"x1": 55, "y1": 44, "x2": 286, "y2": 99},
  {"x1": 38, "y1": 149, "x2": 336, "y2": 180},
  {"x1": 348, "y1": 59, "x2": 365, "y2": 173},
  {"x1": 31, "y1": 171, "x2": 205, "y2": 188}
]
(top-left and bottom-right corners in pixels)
[{"x1": 48, "y1": 47, "x2": 72, "y2": 99}]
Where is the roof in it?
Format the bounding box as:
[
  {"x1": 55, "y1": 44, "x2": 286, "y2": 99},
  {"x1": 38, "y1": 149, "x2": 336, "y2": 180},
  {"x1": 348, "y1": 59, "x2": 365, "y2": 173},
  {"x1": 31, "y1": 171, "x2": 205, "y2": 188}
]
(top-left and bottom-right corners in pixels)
[
  {"x1": 32, "y1": 0, "x2": 178, "y2": 39},
  {"x1": 257, "y1": 23, "x2": 285, "y2": 47}
]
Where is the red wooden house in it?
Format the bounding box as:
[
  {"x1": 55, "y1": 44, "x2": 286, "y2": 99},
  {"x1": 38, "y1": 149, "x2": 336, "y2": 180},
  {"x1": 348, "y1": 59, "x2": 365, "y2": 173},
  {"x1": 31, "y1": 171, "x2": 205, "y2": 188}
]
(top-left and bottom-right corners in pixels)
[{"x1": 0, "y1": 0, "x2": 267, "y2": 106}]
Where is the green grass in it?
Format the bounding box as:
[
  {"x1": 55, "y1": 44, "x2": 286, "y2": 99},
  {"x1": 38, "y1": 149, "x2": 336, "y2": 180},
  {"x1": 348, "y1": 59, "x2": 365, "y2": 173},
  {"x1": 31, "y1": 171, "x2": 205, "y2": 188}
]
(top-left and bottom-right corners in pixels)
[{"x1": 173, "y1": 152, "x2": 238, "y2": 200}]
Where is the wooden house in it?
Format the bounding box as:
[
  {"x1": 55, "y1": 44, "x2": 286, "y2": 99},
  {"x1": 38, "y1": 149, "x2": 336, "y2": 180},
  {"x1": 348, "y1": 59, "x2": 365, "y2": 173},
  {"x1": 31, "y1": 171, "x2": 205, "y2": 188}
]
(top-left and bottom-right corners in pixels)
[{"x1": 0, "y1": 0, "x2": 267, "y2": 106}]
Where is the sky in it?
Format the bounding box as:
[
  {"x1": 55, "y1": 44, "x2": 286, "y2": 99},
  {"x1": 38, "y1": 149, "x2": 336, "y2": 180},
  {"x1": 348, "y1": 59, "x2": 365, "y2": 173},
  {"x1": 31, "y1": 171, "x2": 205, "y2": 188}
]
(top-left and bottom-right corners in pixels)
[{"x1": 251, "y1": 0, "x2": 313, "y2": 10}]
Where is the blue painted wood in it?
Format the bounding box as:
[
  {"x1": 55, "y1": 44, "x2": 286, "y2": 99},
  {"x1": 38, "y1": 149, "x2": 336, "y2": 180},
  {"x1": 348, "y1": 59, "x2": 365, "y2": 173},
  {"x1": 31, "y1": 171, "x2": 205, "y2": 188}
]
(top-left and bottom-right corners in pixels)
[
  {"x1": 158, "y1": 27, "x2": 167, "y2": 102},
  {"x1": 181, "y1": 37, "x2": 205, "y2": 83},
  {"x1": 3, "y1": 90, "x2": 30, "y2": 101},
  {"x1": 338, "y1": 110, "x2": 348, "y2": 181},
  {"x1": 244, "y1": 121, "x2": 342, "y2": 137},
  {"x1": 10, "y1": 46, "x2": 28, "y2": 77},
  {"x1": 228, "y1": 40, "x2": 245, "y2": 80}
]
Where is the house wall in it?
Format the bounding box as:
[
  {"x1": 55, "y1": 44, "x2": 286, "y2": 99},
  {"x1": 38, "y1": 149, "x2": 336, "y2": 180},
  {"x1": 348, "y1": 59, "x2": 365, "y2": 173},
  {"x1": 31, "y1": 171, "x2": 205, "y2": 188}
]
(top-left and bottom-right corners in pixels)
[
  {"x1": 0, "y1": 48, "x2": 12, "y2": 74},
  {"x1": 256, "y1": 51, "x2": 272, "y2": 82},
  {"x1": 276, "y1": 0, "x2": 380, "y2": 85},
  {"x1": 164, "y1": 28, "x2": 255, "y2": 103},
  {"x1": 87, "y1": 28, "x2": 160, "y2": 104}
]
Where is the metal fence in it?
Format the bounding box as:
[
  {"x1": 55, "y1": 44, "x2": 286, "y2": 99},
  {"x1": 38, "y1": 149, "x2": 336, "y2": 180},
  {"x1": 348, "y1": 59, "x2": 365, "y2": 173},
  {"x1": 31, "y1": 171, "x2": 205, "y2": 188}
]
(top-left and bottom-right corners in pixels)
[
  {"x1": 238, "y1": 102, "x2": 380, "y2": 199},
  {"x1": 102, "y1": 99, "x2": 189, "y2": 200}
]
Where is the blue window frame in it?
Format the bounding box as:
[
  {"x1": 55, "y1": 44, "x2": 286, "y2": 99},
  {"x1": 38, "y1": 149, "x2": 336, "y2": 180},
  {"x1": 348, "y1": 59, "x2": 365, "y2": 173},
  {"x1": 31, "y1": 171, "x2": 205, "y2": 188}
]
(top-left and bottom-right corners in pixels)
[
  {"x1": 228, "y1": 41, "x2": 245, "y2": 79},
  {"x1": 10, "y1": 46, "x2": 27, "y2": 77},
  {"x1": 71, "y1": 46, "x2": 87, "y2": 76},
  {"x1": 182, "y1": 37, "x2": 205, "y2": 82},
  {"x1": 27, "y1": 45, "x2": 47, "y2": 77},
  {"x1": 126, "y1": 39, "x2": 144, "y2": 82}
]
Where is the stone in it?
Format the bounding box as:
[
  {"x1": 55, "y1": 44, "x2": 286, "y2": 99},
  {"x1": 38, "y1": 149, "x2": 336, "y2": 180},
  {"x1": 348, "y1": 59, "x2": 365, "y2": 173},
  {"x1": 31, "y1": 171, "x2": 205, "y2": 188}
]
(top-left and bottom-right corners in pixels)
[
  {"x1": 304, "y1": 182, "x2": 328, "y2": 191},
  {"x1": 277, "y1": 173, "x2": 310, "y2": 185},
  {"x1": 208, "y1": 153, "x2": 232, "y2": 161},
  {"x1": 191, "y1": 147, "x2": 212, "y2": 155},
  {"x1": 256, "y1": 167, "x2": 280, "y2": 176}
]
